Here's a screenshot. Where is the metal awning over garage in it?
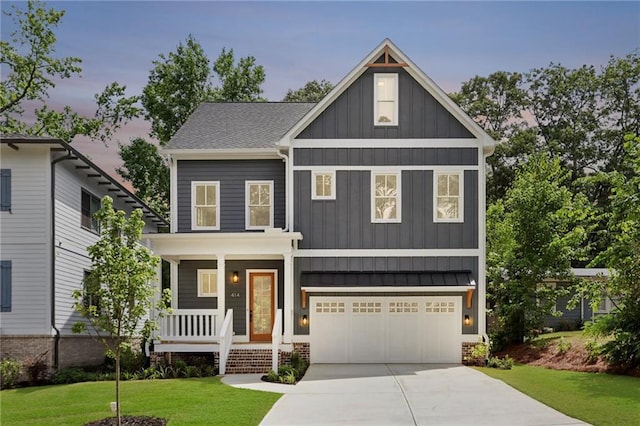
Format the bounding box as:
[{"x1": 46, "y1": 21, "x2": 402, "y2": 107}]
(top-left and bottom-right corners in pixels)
[{"x1": 301, "y1": 271, "x2": 475, "y2": 292}]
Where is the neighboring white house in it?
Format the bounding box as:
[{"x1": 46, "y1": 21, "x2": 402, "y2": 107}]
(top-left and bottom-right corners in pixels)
[{"x1": 0, "y1": 135, "x2": 168, "y2": 371}]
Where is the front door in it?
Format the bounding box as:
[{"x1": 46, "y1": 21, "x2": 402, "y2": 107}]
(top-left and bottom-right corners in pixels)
[{"x1": 249, "y1": 272, "x2": 275, "y2": 342}]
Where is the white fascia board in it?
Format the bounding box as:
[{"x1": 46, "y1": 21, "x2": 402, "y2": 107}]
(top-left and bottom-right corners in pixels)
[
  {"x1": 295, "y1": 249, "x2": 479, "y2": 257},
  {"x1": 162, "y1": 148, "x2": 280, "y2": 160},
  {"x1": 301, "y1": 286, "x2": 475, "y2": 293},
  {"x1": 143, "y1": 231, "x2": 303, "y2": 258},
  {"x1": 292, "y1": 139, "x2": 481, "y2": 148}
]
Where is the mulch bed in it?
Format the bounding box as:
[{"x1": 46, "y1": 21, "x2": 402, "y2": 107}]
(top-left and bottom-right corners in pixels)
[{"x1": 85, "y1": 416, "x2": 167, "y2": 426}]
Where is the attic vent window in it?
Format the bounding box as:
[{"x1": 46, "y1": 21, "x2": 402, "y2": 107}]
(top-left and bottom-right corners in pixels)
[{"x1": 374, "y1": 73, "x2": 398, "y2": 126}]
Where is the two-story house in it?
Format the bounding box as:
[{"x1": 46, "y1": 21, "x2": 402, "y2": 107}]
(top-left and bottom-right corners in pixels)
[
  {"x1": 0, "y1": 135, "x2": 168, "y2": 372},
  {"x1": 146, "y1": 39, "x2": 496, "y2": 373}
]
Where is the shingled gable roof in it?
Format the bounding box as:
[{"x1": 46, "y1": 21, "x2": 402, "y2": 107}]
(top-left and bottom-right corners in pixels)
[
  {"x1": 278, "y1": 38, "x2": 497, "y2": 153},
  {"x1": 164, "y1": 102, "x2": 315, "y2": 151}
]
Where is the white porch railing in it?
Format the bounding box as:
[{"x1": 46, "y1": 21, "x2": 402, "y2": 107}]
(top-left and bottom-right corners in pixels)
[
  {"x1": 271, "y1": 309, "x2": 283, "y2": 371},
  {"x1": 218, "y1": 309, "x2": 234, "y2": 375},
  {"x1": 160, "y1": 309, "x2": 219, "y2": 342}
]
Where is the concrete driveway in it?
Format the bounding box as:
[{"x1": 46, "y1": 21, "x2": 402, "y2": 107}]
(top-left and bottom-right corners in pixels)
[{"x1": 223, "y1": 364, "x2": 588, "y2": 425}]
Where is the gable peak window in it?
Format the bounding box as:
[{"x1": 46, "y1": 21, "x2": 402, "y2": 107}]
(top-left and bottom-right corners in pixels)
[
  {"x1": 192, "y1": 181, "x2": 220, "y2": 230},
  {"x1": 434, "y1": 172, "x2": 463, "y2": 222},
  {"x1": 246, "y1": 181, "x2": 273, "y2": 229},
  {"x1": 374, "y1": 73, "x2": 398, "y2": 126},
  {"x1": 81, "y1": 189, "x2": 101, "y2": 233},
  {"x1": 372, "y1": 171, "x2": 401, "y2": 223}
]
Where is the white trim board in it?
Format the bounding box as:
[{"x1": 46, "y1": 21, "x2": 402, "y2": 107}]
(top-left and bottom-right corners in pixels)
[
  {"x1": 301, "y1": 286, "x2": 475, "y2": 293},
  {"x1": 291, "y1": 139, "x2": 481, "y2": 148},
  {"x1": 293, "y1": 165, "x2": 479, "y2": 172},
  {"x1": 295, "y1": 249, "x2": 479, "y2": 257}
]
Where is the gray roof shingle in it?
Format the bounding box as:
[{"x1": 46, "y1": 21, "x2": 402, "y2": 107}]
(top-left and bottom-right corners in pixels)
[{"x1": 165, "y1": 102, "x2": 316, "y2": 150}]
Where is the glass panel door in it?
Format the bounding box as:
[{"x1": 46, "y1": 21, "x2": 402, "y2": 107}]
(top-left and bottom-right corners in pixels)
[{"x1": 250, "y1": 273, "x2": 274, "y2": 341}]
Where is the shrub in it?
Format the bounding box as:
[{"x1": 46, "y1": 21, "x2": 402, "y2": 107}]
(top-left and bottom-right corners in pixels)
[
  {"x1": 280, "y1": 370, "x2": 296, "y2": 384},
  {"x1": 556, "y1": 337, "x2": 572, "y2": 355},
  {"x1": 51, "y1": 367, "x2": 93, "y2": 384},
  {"x1": 487, "y1": 355, "x2": 514, "y2": 370},
  {"x1": 23, "y1": 352, "x2": 49, "y2": 384},
  {"x1": 266, "y1": 369, "x2": 278, "y2": 382},
  {"x1": 289, "y1": 351, "x2": 308, "y2": 379},
  {"x1": 584, "y1": 339, "x2": 602, "y2": 364},
  {"x1": 0, "y1": 358, "x2": 21, "y2": 389},
  {"x1": 277, "y1": 364, "x2": 298, "y2": 378}
]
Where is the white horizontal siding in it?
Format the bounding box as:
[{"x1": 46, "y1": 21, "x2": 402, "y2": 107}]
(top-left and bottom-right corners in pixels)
[
  {"x1": 0, "y1": 244, "x2": 50, "y2": 334},
  {"x1": 0, "y1": 145, "x2": 51, "y2": 335},
  {"x1": 0, "y1": 145, "x2": 50, "y2": 243},
  {"x1": 54, "y1": 162, "x2": 158, "y2": 336}
]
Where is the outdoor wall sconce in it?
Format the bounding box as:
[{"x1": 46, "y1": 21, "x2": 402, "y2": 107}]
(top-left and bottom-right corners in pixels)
[
  {"x1": 232, "y1": 271, "x2": 239, "y2": 284},
  {"x1": 464, "y1": 315, "x2": 471, "y2": 326},
  {"x1": 302, "y1": 315, "x2": 308, "y2": 327}
]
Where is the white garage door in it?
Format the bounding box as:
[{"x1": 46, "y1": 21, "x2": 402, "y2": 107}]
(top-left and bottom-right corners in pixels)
[{"x1": 310, "y1": 296, "x2": 461, "y2": 363}]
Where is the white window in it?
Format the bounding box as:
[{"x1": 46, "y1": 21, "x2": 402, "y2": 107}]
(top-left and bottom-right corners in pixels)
[
  {"x1": 434, "y1": 172, "x2": 463, "y2": 222},
  {"x1": 371, "y1": 172, "x2": 401, "y2": 223},
  {"x1": 197, "y1": 269, "x2": 217, "y2": 297},
  {"x1": 312, "y1": 171, "x2": 336, "y2": 200},
  {"x1": 374, "y1": 73, "x2": 398, "y2": 126},
  {"x1": 246, "y1": 181, "x2": 273, "y2": 229},
  {"x1": 596, "y1": 294, "x2": 615, "y2": 314},
  {"x1": 192, "y1": 182, "x2": 220, "y2": 230}
]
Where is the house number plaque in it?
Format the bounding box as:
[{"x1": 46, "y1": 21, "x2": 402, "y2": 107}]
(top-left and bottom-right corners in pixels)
[{"x1": 230, "y1": 292, "x2": 241, "y2": 298}]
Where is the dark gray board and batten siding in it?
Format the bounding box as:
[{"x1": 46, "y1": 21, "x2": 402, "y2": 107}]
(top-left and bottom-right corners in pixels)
[
  {"x1": 177, "y1": 160, "x2": 285, "y2": 233},
  {"x1": 295, "y1": 170, "x2": 478, "y2": 250},
  {"x1": 297, "y1": 67, "x2": 474, "y2": 139},
  {"x1": 294, "y1": 148, "x2": 478, "y2": 167}
]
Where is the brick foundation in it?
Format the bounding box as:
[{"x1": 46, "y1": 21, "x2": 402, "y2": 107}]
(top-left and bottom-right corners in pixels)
[{"x1": 462, "y1": 341, "x2": 487, "y2": 366}]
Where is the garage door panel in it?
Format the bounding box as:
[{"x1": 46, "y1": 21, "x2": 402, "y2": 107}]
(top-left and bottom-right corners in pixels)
[{"x1": 311, "y1": 296, "x2": 462, "y2": 364}]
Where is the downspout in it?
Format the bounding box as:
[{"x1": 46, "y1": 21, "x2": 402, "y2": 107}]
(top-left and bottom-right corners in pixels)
[
  {"x1": 51, "y1": 150, "x2": 76, "y2": 371},
  {"x1": 276, "y1": 146, "x2": 290, "y2": 232}
]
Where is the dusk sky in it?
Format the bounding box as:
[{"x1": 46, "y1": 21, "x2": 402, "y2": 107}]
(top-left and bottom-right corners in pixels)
[{"x1": 2, "y1": 1, "x2": 639, "y2": 179}]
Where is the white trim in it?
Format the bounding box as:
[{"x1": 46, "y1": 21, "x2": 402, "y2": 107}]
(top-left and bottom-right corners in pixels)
[
  {"x1": 292, "y1": 139, "x2": 481, "y2": 148},
  {"x1": 162, "y1": 148, "x2": 280, "y2": 160},
  {"x1": 246, "y1": 269, "x2": 278, "y2": 341},
  {"x1": 191, "y1": 181, "x2": 220, "y2": 231},
  {"x1": 478, "y1": 149, "x2": 488, "y2": 336},
  {"x1": 374, "y1": 73, "x2": 399, "y2": 126},
  {"x1": 295, "y1": 249, "x2": 479, "y2": 257},
  {"x1": 433, "y1": 171, "x2": 464, "y2": 223},
  {"x1": 197, "y1": 269, "x2": 218, "y2": 297},
  {"x1": 294, "y1": 165, "x2": 478, "y2": 172},
  {"x1": 371, "y1": 171, "x2": 401, "y2": 223},
  {"x1": 245, "y1": 180, "x2": 274, "y2": 230},
  {"x1": 170, "y1": 156, "x2": 178, "y2": 233},
  {"x1": 311, "y1": 170, "x2": 336, "y2": 200},
  {"x1": 572, "y1": 268, "x2": 610, "y2": 277},
  {"x1": 170, "y1": 261, "x2": 179, "y2": 309},
  {"x1": 302, "y1": 286, "x2": 475, "y2": 293}
]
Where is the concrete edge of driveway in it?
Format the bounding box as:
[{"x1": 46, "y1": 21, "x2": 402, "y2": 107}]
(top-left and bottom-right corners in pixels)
[{"x1": 221, "y1": 373, "x2": 297, "y2": 393}]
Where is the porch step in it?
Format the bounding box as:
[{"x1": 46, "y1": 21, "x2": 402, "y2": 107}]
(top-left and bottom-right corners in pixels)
[{"x1": 224, "y1": 348, "x2": 272, "y2": 374}]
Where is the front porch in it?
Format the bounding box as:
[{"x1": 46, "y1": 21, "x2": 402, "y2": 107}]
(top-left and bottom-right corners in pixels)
[{"x1": 143, "y1": 230, "x2": 304, "y2": 373}]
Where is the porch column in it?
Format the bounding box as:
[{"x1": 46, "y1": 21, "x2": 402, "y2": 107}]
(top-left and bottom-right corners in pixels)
[
  {"x1": 217, "y1": 254, "x2": 226, "y2": 321},
  {"x1": 170, "y1": 260, "x2": 179, "y2": 309},
  {"x1": 283, "y1": 253, "x2": 293, "y2": 343}
]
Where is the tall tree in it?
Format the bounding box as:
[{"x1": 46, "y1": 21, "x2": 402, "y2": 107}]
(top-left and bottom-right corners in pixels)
[
  {"x1": 72, "y1": 196, "x2": 170, "y2": 426},
  {"x1": 116, "y1": 138, "x2": 169, "y2": 218},
  {"x1": 487, "y1": 153, "x2": 590, "y2": 350},
  {"x1": 1, "y1": 1, "x2": 137, "y2": 142},
  {"x1": 283, "y1": 79, "x2": 333, "y2": 102},
  {"x1": 450, "y1": 72, "x2": 533, "y2": 203},
  {"x1": 210, "y1": 47, "x2": 266, "y2": 102},
  {"x1": 141, "y1": 35, "x2": 214, "y2": 146},
  {"x1": 580, "y1": 135, "x2": 640, "y2": 371}
]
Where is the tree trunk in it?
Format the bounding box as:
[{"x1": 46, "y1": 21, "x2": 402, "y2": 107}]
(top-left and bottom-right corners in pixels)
[{"x1": 116, "y1": 352, "x2": 121, "y2": 426}]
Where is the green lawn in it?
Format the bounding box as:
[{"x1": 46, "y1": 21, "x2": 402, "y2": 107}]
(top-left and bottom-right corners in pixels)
[
  {"x1": 0, "y1": 377, "x2": 281, "y2": 425},
  {"x1": 477, "y1": 365, "x2": 640, "y2": 426}
]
